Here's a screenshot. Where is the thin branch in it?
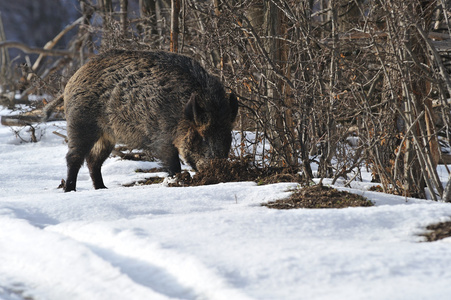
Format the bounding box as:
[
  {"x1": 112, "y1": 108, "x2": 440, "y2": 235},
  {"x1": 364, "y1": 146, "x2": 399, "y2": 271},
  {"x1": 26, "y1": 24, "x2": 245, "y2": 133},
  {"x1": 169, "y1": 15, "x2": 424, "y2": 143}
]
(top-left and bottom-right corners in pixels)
[
  {"x1": 31, "y1": 16, "x2": 84, "y2": 74},
  {"x1": 0, "y1": 41, "x2": 74, "y2": 57}
]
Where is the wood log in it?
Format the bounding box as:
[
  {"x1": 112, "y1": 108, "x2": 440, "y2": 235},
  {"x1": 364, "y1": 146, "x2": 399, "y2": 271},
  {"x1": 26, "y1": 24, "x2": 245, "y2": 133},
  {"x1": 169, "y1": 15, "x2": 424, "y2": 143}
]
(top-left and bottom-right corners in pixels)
[
  {"x1": 1, "y1": 112, "x2": 64, "y2": 126},
  {"x1": 1, "y1": 115, "x2": 42, "y2": 126},
  {"x1": 112, "y1": 149, "x2": 147, "y2": 161}
]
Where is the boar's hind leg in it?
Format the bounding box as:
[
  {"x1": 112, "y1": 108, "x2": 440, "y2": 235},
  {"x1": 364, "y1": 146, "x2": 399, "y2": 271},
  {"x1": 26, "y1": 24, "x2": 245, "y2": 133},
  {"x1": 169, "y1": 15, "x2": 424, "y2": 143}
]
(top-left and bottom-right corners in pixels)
[
  {"x1": 86, "y1": 133, "x2": 115, "y2": 190},
  {"x1": 65, "y1": 130, "x2": 112, "y2": 192},
  {"x1": 65, "y1": 136, "x2": 95, "y2": 192}
]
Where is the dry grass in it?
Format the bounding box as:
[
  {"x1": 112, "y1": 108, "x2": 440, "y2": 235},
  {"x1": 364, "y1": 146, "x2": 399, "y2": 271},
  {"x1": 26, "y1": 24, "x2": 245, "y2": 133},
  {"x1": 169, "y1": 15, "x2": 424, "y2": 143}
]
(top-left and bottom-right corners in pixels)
[{"x1": 262, "y1": 184, "x2": 374, "y2": 209}]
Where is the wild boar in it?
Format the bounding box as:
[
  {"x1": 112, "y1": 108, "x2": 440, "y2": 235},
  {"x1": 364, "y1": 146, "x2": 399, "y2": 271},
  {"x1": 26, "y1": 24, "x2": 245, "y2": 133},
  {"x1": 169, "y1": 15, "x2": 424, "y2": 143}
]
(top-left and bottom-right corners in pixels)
[{"x1": 46, "y1": 50, "x2": 238, "y2": 192}]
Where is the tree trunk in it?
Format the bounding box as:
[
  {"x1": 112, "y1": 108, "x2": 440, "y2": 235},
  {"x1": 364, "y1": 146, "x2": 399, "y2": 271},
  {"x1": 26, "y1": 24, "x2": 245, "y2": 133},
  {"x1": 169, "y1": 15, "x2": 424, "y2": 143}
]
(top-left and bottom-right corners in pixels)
[
  {"x1": 120, "y1": 0, "x2": 129, "y2": 37},
  {"x1": 99, "y1": 0, "x2": 113, "y2": 49},
  {"x1": 263, "y1": 1, "x2": 296, "y2": 168},
  {"x1": 0, "y1": 12, "x2": 11, "y2": 94},
  {"x1": 170, "y1": 0, "x2": 180, "y2": 52}
]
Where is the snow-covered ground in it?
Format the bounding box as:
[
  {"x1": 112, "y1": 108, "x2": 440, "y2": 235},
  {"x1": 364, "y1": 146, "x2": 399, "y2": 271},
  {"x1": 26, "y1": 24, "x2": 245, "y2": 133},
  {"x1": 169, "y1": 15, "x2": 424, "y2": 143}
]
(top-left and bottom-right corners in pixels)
[{"x1": 1, "y1": 109, "x2": 451, "y2": 300}]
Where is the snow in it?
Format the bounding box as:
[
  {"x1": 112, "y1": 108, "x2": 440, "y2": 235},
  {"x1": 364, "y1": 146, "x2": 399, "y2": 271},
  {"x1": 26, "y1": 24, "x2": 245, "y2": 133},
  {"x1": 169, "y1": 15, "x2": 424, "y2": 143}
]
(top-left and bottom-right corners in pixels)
[{"x1": 1, "y1": 109, "x2": 451, "y2": 300}]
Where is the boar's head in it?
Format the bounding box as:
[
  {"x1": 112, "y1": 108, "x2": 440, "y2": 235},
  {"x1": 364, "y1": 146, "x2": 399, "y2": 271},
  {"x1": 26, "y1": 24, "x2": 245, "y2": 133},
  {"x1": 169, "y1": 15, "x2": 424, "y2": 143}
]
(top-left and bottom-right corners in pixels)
[{"x1": 174, "y1": 92, "x2": 239, "y2": 172}]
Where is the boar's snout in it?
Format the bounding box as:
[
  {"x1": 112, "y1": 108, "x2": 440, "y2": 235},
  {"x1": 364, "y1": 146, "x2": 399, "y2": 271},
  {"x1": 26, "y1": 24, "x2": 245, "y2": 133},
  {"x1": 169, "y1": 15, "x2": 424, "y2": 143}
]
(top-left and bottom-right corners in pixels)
[
  {"x1": 195, "y1": 131, "x2": 232, "y2": 171},
  {"x1": 176, "y1": 127, "x2": 233, "y2": 172},
  {"x1": 175, "y1": 92, "x2": 238, "y2": 173}
]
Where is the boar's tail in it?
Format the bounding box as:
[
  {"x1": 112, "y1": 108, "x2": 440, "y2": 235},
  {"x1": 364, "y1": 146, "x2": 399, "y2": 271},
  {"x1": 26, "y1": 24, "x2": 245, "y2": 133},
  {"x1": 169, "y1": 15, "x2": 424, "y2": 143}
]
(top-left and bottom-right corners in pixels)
[{"x1": 42, "y1": 95, "x2": 64, "y2": 121}]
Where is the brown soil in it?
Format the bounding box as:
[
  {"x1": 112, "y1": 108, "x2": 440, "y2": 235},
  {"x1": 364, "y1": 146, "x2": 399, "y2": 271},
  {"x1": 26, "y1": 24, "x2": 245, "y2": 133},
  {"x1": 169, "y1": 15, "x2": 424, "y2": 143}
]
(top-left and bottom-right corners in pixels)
[
  {"x1": 262, "y1": 184, "x2": 374, "y2": 209},
  {"x1": 128, "y1": 159, "x2": 306, "y2": 188},
  {"x1": 420, "y1": 220, "x2": 451, "y2": 242},
  {"x1": 168, "y1": 159, "x2": 304, "y2": 186}
]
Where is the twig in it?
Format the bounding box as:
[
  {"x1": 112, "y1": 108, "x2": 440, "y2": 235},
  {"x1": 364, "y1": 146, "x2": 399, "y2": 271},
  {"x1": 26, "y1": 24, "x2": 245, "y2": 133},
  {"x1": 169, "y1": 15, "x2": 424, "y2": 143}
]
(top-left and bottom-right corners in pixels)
[
  {"x1": 0, "y1": 41, "x2": 74, "y2": 57},
  {"x1": 52, "y1": 131, "x2": 68, "y2": 142},
  {"x1": 30, "y1": 17, "x2": 84, "y2": 78}
]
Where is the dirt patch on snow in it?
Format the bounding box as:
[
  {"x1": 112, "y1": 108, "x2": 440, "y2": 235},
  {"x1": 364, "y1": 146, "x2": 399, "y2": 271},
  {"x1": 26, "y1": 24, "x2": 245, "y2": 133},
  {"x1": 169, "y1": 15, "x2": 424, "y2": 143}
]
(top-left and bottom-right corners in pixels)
[
  {"x1": 262, "y1": 184, "x2": 374, "y2": 209},
  {"x1": 420, "y1": 220, "x2": 451, "y2": 242}
]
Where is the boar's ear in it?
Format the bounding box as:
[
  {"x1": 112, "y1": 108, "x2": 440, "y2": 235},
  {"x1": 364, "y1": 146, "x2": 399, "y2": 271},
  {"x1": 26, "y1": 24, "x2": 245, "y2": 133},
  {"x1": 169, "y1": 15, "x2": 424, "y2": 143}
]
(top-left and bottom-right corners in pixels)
[
  {"x1": 185, "y1": 93, "x2": 206, "y2": 125},
  {"x1": 229, "y1": 93, "x2": 239, "y2": 121}
]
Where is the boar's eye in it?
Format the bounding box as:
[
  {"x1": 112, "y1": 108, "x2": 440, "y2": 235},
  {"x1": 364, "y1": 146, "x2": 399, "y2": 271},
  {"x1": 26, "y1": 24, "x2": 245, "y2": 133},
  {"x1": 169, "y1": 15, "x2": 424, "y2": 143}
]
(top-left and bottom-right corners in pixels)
[
  {"x1": 201, "y1": 136, "x2": 208, "y2": 147},
  {"x1": 192, "y1": 131, "x2": 207, "y2": 148}
]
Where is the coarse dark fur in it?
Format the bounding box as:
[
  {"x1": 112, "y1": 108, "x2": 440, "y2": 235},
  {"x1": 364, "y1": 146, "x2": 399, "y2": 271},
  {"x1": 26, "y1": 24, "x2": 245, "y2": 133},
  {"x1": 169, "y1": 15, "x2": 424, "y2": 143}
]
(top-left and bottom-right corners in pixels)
[{"x1": 47, "y1": 50, "x2": 238, "y2": 192}]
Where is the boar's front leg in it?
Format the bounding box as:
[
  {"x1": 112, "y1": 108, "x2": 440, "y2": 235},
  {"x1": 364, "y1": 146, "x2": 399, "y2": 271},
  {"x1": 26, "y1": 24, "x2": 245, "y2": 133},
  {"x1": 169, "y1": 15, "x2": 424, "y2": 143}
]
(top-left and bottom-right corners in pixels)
[{"x1": 162, "y1": 145, "x2": 181, "y2": 176}]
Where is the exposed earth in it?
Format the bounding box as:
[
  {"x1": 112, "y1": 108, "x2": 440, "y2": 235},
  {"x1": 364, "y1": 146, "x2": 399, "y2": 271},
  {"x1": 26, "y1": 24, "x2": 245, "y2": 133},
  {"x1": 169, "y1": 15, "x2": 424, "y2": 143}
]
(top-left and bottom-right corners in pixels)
[{"x1": 420, "y1": 220, "x2": 451, "y2": 242}]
